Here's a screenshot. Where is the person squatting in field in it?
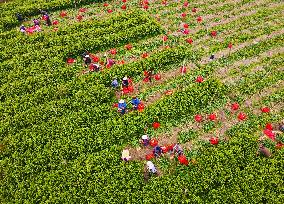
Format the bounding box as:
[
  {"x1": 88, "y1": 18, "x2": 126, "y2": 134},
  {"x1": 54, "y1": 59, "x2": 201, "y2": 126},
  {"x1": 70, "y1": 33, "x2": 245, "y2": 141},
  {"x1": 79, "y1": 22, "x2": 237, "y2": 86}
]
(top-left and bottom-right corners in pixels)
[
  {"x1": 173, "y1": 143, "x2": 184, "y2": 156},
  {"x1": 33, "y1": 19, "x2": 40, "y2": 26},
  {"x1": 144, "y1": 68, "x2": 154, "y2": 82},
  {"x1": 257, "y1": 143, "x2": 272, "y2": 158},
  {"x1": 83, "y1": 54, "x2": 92, "y2": 66},
  {"x1": 20, "y1": 25, "x2": 26, "y2": 33},
  {"x1": 122, "y1": 76, "x2": 129, "y2": 88},
  {"x1": 41, "y1": 10, "x2": 52, "y2": 26},
  {"x1": 121, "y1": 149, "x2": 131, "y2": 161},
  {"x1": 118, "y1": 99, "x2": 127, "y2": 115},
  {"x1": 89, "y1": 63, "x2": 100, "y2": 72},
  {"x1": 131, "y1": 96, "x2": 141, "y2": 110},
  {"x1": 140, "y1": 135, "x2": 150, "y2": 146},
  {"x1": 16, "y1": 13, "x2": 24, "y2": 22},
  {"x1": 153, "y1": 145, "x2": 163, "y2": 157},
  {"x1": 111, "y1": 78, "x2": 119, "y2": 88}
]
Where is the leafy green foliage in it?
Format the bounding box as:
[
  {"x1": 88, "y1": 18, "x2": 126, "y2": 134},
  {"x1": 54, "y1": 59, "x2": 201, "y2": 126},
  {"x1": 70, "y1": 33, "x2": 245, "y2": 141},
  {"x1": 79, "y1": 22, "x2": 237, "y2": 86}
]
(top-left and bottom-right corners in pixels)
[{"x1": 0, "y1": 0, "x2": 283, "y2": 202}]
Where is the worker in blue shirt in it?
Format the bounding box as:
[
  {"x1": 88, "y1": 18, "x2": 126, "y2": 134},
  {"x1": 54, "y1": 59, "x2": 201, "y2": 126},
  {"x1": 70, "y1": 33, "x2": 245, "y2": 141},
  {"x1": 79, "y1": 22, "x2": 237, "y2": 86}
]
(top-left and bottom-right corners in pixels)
[
  {"x1": 118, "y1": 99, "x2": 127, "y2": 115},
  {"x1": 131, "y1": 96, "x2": 141, "y2": 110},
  {"x1": 111, "y1": 78, "x2": 119, "y2": 88}
]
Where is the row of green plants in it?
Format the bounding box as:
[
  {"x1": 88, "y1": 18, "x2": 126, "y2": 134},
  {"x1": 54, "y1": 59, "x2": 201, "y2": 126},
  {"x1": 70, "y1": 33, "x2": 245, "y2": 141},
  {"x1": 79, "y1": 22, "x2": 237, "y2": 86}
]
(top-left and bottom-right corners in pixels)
[
  {"x1": 2, "y1": 100, "x2": 282, "y2": 203},
  {"x1": 1, "y1": 78, "x2": 227, "y2": 149},
  {"x1": 1, "y1": 0, "x2": 283, "y2": 203},
  {"x1": 90, "y1": 7, "x2": 283, "y2": 87},
  {"x1": 136, "y1": 33, "x2": 283, "y2": 101},
  {"x1": 230, "y1": 56, "x2": 283, "y2": 101},
  {"x1": 0, "y1": 6, "x2": 141, "y2": 41},
  {"x1": 177, "y1": 54, "x2": 283, "y2": 143},
  {"x1": 0, "y1": 0, "x2": 108, "y2": 30},
  {"x1": 1, "y1": 0, "x2": 270, "y2": 79},
  {"x1": 224, "y1": 52, "x2": 282, "y2": 81},
  {"x1": 77, "y1": 3, "x2": 282, "y2": 72},
  {"x1": 0, "y1": 10, "x2": 151, "y2": 59},
  {"x1": 261, "y1": 86, "x2": 284, "y2": 106},
  {"x1": 0, "y1": 11, "x2": 162, "y2": 63},
  {"x1": 2, "y1": 25, "x2": 281, "y2": 133},
  {"x1": 0, "y1": 79, "x2": 228, "y2": 202},
  {"x1": 97, "y1": 46, "x2": 201, "y2": 85},
  {"x1": 1, "y1": 24, "x2": 281, "y2": 135}
]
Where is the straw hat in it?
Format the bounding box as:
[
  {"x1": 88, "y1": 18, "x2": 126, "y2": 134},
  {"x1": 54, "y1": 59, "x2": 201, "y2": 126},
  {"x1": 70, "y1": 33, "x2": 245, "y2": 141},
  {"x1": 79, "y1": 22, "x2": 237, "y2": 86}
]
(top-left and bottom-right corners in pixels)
[
  {"x1": 119, "y1": 99, "x2": 125, "y2": 103},
  {"x1": 147, "y1": 161, "x2": 154, "y2": 167}
]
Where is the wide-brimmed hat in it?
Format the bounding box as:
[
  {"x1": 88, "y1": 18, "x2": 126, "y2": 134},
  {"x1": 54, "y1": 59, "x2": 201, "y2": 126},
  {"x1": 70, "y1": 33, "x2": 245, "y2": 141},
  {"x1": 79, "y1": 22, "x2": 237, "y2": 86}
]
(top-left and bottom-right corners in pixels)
[
  {"x1": 119, "y1": 99, "x2": 125, "y2": 103},
  {"x1": 142, "y1": 135, "x2": 148, "y2": 140},
  {"x1": 85, "y1": 55, "x2": 90, "y2": 58},
  {"x1": 147, "y1": 161, "x2": 153, "y2": 166},
  {"x1": 123, "y1": 76, "x2": 128, "y2": 80}
]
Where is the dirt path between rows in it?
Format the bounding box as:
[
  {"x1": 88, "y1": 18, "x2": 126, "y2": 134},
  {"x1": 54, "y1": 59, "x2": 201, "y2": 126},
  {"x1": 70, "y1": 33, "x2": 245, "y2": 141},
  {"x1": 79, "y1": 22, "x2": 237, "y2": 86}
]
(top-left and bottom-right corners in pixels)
[
  {"x1": 121, "y1": 5, "x2": 283, "y2": 101},
  {"x1": 202, "y1": 0, "x2": 271, "y2": 21},
  {"x1": 137, "y1": 29, "x2": 284, "y2": 106},
  {"x1": 217, "y1": 47, "x2": 284, "y2": 78},
  {"x1": 220, "y1": 47, "x2": 284, "y2": 84}
]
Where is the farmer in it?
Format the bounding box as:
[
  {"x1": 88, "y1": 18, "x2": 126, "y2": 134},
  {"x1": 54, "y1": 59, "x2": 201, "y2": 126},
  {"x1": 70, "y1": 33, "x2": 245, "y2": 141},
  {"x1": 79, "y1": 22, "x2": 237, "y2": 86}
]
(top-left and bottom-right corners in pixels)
[
  {"x1": 122, "y1": 76, "x2": 129, "y2": 88},
  {"x1": 16, "y1": 13, "x2": 24, "y2": 22},
  {"x1": 34, "y1": 25, "x2": 42, "y2": 32},
  {"x1": 83, "y1": 55, "x2": 92, "y2": 66},
  {"x1": 279, "y1": 120, "x2": 284, "y2": 132},
  {"x1": 257, "y1": 143, "x2": 271, "y2": 158},
  {"x1": 131, "y1": 96, "x2": 141, "y2": 110},
  {"x1": 89, "y1": 63, "x2": 100, "y2": 72},
  {"x1": 20, "y1": 25, "x2": 26, "y2": 33},
  {"x1": 146, "y1": 161, "x2": 157, "y2": 174},
  {"x1": 107, "y1": 58, "x2": 115, "y2": 68},
  {"x1": 144, "y1": 68, "x2": 154, "y2": 82},
  {"x1": 153, "y1": 145, "x2": 162, "y2": 157},
  {"x1": 118, "y1": 99, "x2": 127, "y2": 115},
  {"x1": 140, "y1": 135, "x2": 150, "y2": 146},
  {"x1": 43, "y1": 13, "x2": 52, "y2": 26},
  {"x1": 33, "y1": 19, "x2": 40, "y2": 26},
  {"x1": 167, "y1": 144, "x2": 175, "y2": 154},
  {"x1": 210, "y1": 54, "x2": 215, "y2": 60},
  {"x1": 121, "y1": 149, "x2": 131, "y2": 161},
  {"x1": 82, "y1": 51, "x2": 89, "y2": 58},
  {"x1": 111, "y1": 78, "x2": 119, "y2": 88},
  {"x1": 173, "y1": 143, "x2": 183, "y2": 156}
]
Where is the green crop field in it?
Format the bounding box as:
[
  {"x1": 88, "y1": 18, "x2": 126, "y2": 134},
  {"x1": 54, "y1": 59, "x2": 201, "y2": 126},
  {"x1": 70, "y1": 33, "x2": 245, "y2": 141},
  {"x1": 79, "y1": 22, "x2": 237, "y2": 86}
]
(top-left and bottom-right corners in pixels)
[{"x1": 0, "y1": 0, "x2": 283, "y2": 203}]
